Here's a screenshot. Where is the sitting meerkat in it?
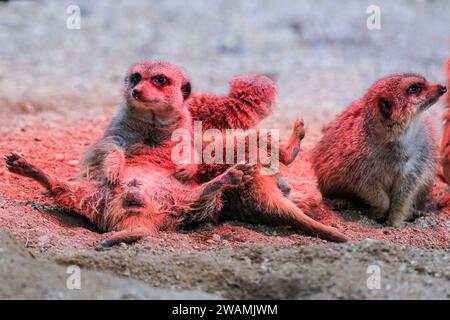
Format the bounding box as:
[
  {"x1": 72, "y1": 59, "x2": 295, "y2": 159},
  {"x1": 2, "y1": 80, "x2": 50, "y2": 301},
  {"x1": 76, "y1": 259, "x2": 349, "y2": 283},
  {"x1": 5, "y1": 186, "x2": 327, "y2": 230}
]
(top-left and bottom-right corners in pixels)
[
  {"x1": 6, "y1": 61, "x2": 347, "y2": 246},
  {"x1": 440, "y1": 59, "x2": 450, "y2": 186},
  {"x1": 313, "y1": 73, "x2": 447, "y2": 227},
  {"x1": 79, "y1": 61, "x2": 196, "y2": 185}
]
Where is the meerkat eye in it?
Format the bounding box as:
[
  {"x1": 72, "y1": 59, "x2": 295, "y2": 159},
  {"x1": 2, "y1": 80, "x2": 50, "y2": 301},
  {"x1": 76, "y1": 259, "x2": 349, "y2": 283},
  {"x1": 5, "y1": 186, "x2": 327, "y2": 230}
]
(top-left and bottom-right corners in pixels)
[
  {"x1": 406, "y1": 84, "x2": 421, "y2": 95},
  {"x1": 152, "y1": 75, "x2": 170, "y2": 87},
  {"x1": 129, "y1": 73, "x2": 141, "y2": 87}
]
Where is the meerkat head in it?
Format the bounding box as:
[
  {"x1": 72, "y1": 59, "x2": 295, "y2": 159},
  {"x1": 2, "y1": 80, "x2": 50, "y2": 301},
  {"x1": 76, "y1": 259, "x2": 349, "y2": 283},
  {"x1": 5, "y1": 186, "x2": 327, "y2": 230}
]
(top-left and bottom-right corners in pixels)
[
  {"x1": 366, "y1": 73, "x2": 446, "y2": 133},
  {"x1": 446, "y1": 58, "x2": 450, "y2": 106},
  {"x1": 124, "y1": 61, "x2": 191, "y2": 118}
]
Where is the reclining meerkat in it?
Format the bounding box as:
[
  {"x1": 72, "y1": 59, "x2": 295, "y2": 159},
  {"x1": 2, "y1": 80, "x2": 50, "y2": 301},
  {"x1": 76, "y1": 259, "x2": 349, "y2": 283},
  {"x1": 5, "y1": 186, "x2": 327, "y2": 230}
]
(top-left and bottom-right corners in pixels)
[
  {"x1": 313, "y1": 73, "x2": 447, "y2": 227},
  {"x1": 6, "y1": 61, "x2": 347, "y2": 247},
  {"x1": 187, "y1": 74, "x2": 319, "y2": 212}
]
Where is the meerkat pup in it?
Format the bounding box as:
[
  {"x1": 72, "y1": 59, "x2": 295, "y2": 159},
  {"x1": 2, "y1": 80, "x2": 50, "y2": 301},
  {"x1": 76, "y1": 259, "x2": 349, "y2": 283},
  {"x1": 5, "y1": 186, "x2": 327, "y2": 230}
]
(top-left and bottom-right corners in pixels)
[{"x1": 313, "y1": 73, "x2": 447, "y2": 227}]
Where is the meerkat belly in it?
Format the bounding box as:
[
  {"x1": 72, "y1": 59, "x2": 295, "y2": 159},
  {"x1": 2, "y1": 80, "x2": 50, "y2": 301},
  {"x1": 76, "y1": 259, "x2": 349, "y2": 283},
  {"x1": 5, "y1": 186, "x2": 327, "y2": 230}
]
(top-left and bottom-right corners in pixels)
[
  {"x1": 371, "y1": 132, "x2": 426, "y2": 194},
  {"x1": 122, "y1": 164, "x2": 191, "y2": 212}
]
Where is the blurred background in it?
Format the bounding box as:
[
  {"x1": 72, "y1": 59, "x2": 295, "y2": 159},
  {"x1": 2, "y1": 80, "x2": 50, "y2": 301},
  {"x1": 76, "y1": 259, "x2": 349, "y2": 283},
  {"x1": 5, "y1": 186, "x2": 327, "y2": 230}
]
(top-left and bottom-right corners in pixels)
[{"x1": 0, "y1": 0, "x2": 449, "y2": 139}]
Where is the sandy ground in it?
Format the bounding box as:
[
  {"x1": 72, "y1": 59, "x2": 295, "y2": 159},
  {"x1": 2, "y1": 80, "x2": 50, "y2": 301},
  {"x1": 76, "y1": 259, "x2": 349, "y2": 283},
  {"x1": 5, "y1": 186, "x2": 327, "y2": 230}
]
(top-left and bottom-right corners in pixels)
[{"x1": 0, "y1": 0, "x2": 449, "y2": 299}]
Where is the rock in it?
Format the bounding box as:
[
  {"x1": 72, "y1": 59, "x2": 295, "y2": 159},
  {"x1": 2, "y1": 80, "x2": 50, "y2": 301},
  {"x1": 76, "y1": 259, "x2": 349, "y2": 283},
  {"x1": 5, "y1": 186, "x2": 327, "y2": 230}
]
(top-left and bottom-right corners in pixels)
[
  {"x1": 0, "y1": 231, "x2": 220, "y2": 300},
  {"x1": 68, "y1": 160, "x2": 79, "y2": 166}
]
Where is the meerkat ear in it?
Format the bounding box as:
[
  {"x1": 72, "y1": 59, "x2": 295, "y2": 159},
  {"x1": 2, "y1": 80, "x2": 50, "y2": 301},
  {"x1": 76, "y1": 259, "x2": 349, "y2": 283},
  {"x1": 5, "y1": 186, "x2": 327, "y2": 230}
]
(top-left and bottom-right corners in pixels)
[
  {"x1": 379, "y1": 98, "x2": 393, "y2": 118},
  {"x1": 181, "y1": 81, "x2": 192, "y2": 100}
]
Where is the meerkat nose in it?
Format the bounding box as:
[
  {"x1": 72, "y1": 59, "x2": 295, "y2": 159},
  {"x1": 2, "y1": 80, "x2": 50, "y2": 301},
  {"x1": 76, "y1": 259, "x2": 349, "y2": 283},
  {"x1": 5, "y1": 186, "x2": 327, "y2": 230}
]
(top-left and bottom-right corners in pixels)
[
  {"x1": 439, "y1": 86, "x2": 447, "y2": 95},
  {"x1": 132, "y1": 89, "x2": 142, "y2": 100}
]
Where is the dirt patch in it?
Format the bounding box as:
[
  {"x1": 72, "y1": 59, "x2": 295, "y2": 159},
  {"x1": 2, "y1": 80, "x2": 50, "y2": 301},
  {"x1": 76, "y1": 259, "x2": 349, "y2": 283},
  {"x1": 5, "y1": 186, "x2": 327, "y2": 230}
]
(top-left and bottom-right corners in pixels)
[
  {"x1": 0, "y1": 231, "x2": 218, "y2": 299},
  {"x1": 53, "y1": 240, "x2": 450, "y2": 299}
]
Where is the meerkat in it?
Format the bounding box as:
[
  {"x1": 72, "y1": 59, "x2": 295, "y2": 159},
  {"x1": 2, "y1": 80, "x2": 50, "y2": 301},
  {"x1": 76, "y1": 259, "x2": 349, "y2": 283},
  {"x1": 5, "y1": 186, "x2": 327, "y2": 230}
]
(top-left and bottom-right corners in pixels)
[
  {"x1": 313, "y1": 73, "x2": 447, "y2": 227},
  {"x1": 440, "y1": 59, "x2": 450, "y2": 185},
  {"x1": 187, "y1": 74, "x2": 279, "y2": 183},
  {"x1": 187, "y1": 75, "x2": 319, "y2": 212},
  {"x1": 6, "y1": 61, "x2": 347, "y2": 246},
  {"x1": 79, "y1": 61, "x2": 196, "y2": 185},
  {"x1": 6, "y1": 61, "x2": 250, "y2": 247}
]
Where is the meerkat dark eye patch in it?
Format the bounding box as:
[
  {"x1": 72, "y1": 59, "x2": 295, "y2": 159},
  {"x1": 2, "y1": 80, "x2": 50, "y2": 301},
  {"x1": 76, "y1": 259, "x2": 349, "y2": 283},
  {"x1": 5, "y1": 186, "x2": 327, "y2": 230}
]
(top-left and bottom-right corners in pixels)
[
  {"x1": 379, "y1": 98, "x2": 393, "y2": 118},
  {"x1": 129, "y1": 73, "x2": 141, "y2": 87},
  {"x1": 181, "y1": 81, "x2": 192, "y2": 100},
  {"x1": 406, "y1": 83, "x2": 422, "y2": 95},
  {"x1": 152, "y1": 75, "x2": 170, "y2": 86}
]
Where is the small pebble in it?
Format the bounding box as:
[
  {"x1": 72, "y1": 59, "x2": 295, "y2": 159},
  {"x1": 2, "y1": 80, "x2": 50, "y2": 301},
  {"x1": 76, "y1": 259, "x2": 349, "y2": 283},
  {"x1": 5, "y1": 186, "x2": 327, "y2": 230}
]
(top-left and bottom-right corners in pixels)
[{"x1": 68, "y1": 160, "x2": 79, "y2": 166}]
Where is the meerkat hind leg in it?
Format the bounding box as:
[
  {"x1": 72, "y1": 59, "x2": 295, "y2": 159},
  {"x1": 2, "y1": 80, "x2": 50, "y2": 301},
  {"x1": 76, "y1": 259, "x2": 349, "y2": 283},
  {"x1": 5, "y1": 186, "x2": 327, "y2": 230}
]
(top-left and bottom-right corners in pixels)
[
  {"x1": 279, "y1": 117, "x2": 305, "y2": 165},
  {"x1": 5, "y1": 153, "x2": 64, "y2": 192},
  {"x1": 5, "y1": 153, "x2": 100, "y2": 221},
  {"x1": 359, "y1": 187, "x2": 390, "y2": 222},
  {"x1": 387, "y1": 181, "x2": 417, "y2": 227}
]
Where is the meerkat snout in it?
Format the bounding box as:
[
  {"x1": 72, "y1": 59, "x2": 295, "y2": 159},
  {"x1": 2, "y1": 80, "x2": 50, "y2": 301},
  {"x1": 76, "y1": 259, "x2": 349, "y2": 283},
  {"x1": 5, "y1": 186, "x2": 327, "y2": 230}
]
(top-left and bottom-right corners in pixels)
[{"x1": 131, "y1": 88, "x2": 142, "y2": 100}]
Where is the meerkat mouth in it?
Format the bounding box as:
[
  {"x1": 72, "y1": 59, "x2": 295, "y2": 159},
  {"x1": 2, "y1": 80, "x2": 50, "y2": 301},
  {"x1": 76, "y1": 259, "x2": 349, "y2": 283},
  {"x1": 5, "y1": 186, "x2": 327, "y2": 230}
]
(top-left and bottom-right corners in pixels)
[
  {"x1": 133, "y1": 98, "x2": 165, "y2": 107},
  {"x1": 418, "y1": 96, "x2": 439, "y2": 112}
]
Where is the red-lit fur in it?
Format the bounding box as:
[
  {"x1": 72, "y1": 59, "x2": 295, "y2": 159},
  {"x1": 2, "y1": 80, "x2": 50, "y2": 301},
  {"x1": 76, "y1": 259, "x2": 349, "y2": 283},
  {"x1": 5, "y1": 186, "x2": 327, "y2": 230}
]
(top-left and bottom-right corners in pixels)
[
  {"x1": 438, "y1": 59, "x2": 450, "y2": 207},
  {"x1": 313, "y1": 73, "x2": 446, "y2": 226},
  {"x1": 187, "y1": 75, "x2": 276, "y2": 182},
  {"x1": 188, "y1": 76, "x2": 321, "y2": 213},
  {"x1": 6, "y1": 62, "x2": 347, "y2": 246},
  {"x1": 5, "y1": 61, "x2": 255, "y2": 247},
  {"x1": 440, "y1": 59, "x2": 450, "y2": 182}
]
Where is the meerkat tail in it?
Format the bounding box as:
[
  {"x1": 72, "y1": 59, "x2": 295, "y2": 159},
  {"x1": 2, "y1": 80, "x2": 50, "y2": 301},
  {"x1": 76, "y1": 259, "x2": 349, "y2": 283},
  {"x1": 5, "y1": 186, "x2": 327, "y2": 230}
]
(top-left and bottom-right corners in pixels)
[
  {"x1": 97, "y1": 226, "x2": 155, "y2": 249},
  {"x1": 288, "y1": 189, "x2": 322, "y2": 217},
  {"x1": 269, "y1": 193, "x2": 347, "y2": 242},
  {"x1": 247, "y1": 175, "x2": 347, "y2": 242}
]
